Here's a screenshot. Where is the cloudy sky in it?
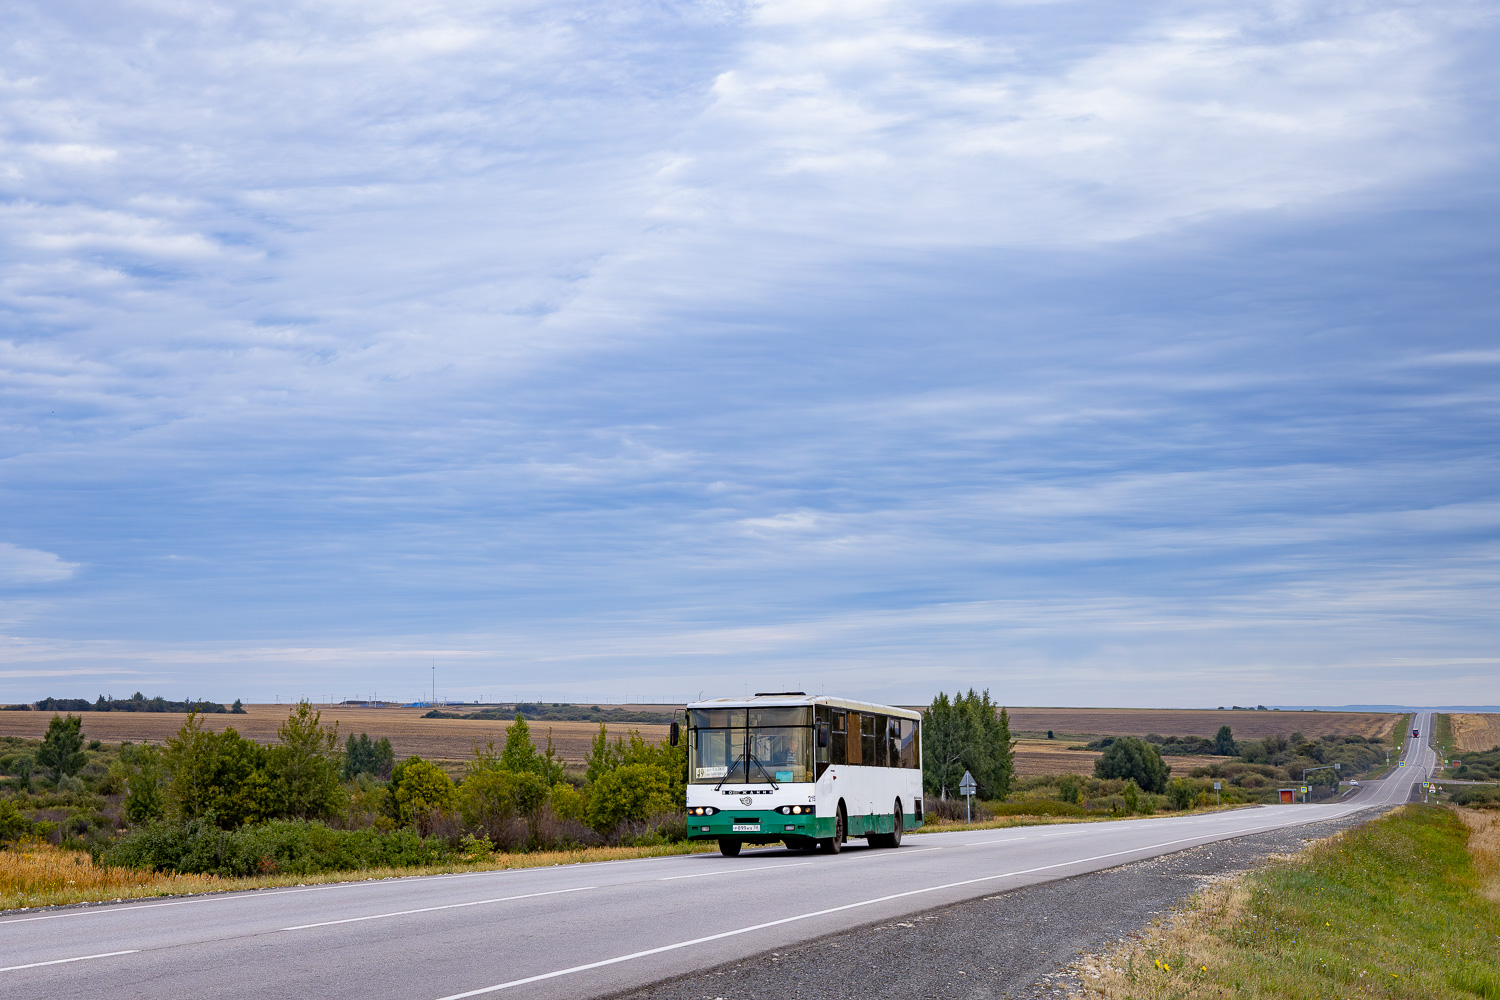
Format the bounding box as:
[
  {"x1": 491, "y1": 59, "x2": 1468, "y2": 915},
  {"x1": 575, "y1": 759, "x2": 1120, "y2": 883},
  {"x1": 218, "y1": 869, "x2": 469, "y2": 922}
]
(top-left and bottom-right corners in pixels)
[{"x1": 2, "y1": 0, "x2": 1497, "y2": 707}]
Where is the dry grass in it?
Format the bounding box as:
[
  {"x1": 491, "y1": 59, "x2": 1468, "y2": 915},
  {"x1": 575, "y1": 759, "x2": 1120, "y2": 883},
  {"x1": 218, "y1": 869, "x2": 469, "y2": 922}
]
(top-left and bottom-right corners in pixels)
[
  {"x1": 1457, "y1": 806, "x2": 1500, "y2": 905},
  {"x1": 0, "y1": 838, "x2": 716, "y2": 912},
  {"x1": 1450, "y1": 713, "x2": 1500, "y2": 754},
  {"x1": 0, "y1": 840, "x2": 227, "y2": 909}
]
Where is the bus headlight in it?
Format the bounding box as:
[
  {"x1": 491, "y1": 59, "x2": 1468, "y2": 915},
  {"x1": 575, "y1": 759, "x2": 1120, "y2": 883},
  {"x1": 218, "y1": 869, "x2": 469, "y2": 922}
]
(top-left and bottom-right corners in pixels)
[
  {"x1": 688, "y1": 806, "x2": 719, "y2": 816},
  {"x1": 777, "y1": 805, "x2": 811, "y2": 815}
]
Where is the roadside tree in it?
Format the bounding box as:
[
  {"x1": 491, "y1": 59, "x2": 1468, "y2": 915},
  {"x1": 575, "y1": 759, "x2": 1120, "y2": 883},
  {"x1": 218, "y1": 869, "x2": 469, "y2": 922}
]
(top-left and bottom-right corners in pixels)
[
  {"x1": 267, "y1": 701, "x2": 345, "y2": 820},
  {"x1": 36, "y1": 713, "x2": 86, "y2": 786},
  {"x1": 1093, "y1": 736, "x2": 1169, "y2": 793},
  {"x1": 1214, "y1": 725, "x2": 1237, "y2": 756}
]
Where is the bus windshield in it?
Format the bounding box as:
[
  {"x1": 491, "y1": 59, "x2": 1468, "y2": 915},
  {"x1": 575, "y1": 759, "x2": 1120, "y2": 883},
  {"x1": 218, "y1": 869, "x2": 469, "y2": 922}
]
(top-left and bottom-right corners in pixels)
[{"x1": 690, "y1": 707, "x2": 813, "y2": 784}]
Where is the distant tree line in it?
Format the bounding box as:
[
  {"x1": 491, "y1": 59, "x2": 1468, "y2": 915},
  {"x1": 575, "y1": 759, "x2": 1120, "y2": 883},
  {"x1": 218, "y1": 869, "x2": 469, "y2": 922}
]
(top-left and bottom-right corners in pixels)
[{"x1": 20, "y1": 693, "x2": 246, "y2": 714}]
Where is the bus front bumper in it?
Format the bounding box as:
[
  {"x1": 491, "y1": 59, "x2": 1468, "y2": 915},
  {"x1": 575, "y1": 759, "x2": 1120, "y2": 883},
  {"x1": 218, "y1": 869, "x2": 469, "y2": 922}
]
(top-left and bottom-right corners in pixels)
[{"x1": 685, "y1": 810, "x2": 833, "y2": 842}]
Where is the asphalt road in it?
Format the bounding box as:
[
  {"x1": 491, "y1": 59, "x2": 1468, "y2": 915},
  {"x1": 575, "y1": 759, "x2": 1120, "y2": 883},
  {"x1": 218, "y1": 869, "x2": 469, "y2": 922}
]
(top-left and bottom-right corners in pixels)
[{"x1": 3, "y1": 711, "x2": 1433, "y2": 1000}]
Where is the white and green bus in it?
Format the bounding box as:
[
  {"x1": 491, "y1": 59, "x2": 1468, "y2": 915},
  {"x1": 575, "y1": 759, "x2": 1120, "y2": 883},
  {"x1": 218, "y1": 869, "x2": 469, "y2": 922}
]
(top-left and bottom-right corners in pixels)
[{"x1": 679, "y1": 693, "x2": 923, "y2": 856}]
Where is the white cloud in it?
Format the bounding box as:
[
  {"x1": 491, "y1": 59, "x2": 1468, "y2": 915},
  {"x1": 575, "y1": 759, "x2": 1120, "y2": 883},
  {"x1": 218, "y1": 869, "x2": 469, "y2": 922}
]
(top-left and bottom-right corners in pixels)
[
  {"x1": 655, "y1": 0, "x2": 1475, "y2": 245},
  {"x1": 0, "y1": 543, "x2": 78, "y2": 585}
]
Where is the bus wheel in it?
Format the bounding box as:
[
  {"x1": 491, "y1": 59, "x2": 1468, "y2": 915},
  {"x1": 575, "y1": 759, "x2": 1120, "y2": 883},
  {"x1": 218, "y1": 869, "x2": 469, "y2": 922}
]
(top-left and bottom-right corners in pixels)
[
  {"x1": 824, "y1": 806, "x2": 845, "y2": 854},
  {"x1": 718, "y1": 839, "x2": 742, "y2": 857}
]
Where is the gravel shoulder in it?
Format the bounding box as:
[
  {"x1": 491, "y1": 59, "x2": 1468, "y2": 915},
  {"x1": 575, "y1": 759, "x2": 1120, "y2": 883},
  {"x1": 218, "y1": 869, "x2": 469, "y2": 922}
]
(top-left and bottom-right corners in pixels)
[{"x1": 613, "y1": 808, "x2": 1392, "y2": 1000}]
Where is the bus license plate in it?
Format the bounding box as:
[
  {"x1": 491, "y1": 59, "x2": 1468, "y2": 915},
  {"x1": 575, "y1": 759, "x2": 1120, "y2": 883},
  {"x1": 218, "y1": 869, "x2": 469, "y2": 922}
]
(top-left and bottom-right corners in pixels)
[{"x1": 732, "y1": 823, "x2": 759, "y2": 832}]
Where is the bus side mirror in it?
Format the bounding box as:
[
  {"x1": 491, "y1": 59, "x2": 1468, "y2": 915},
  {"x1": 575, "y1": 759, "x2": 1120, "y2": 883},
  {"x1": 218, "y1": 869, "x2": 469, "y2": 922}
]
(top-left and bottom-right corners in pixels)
[
  {"x1": 669, "y1": 722, "x2": 680, "y2": 747},
  {"x1": 817, "y1": 724, "x2": 830, "y2": 748}
]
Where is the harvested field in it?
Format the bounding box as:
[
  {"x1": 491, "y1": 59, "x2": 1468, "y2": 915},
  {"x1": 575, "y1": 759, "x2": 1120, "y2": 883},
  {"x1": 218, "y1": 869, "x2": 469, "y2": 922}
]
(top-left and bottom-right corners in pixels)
[
  {"x1": 999, "y1": 707, "x2": 1396, "y2": 741},
  {"x1": 1451, "y1": 713, "x2": 1500, "y2": 753},
  {"x1": 1010, "y1": 739, "x2": 1227, "y2": 777},
  {"x1": 0, "y1": 703, "x2": 1397, "y2": 765},
  {"x1": 0, "y1": 705, "x2": 667, "y2": 764}
]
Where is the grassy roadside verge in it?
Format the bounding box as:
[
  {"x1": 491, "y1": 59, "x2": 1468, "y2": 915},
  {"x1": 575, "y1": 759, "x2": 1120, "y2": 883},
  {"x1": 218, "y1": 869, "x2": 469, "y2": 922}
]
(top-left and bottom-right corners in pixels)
[
  {"x1": 2, "y1": 803, "x2": 1256, "y2": 913},
  {"x1": 1071, "y1": 804, "x2": 1500, "y2": 1000}
]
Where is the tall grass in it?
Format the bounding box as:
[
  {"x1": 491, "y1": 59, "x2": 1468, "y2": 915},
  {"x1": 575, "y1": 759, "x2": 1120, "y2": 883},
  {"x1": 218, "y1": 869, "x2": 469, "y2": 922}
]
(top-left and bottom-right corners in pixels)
[
  {"x1": 0, "y1": 839, "x2": 225, "y2": 908},
  {"x1": 1073, "y1": 805, "x2": 1500, "y2": 1000}
]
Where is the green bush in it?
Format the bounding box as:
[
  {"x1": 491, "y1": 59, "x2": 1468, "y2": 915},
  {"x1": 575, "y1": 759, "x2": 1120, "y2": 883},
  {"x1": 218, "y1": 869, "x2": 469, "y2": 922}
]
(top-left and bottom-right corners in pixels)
[
  {"x1": 102, "y1": 819, "x2": 451, "y2": 876},
  {"x1": 386, "y1": 756, "x2": 455, "y2": 827},
  {"x1": 457, "y1": 768, "x2": 549, "y2": 843},
  {"x1": 585, "y1": 763, "x2": 674, "y2": 832},
  {"x1": 1094, "y1": 736, "x2": 1169, "y2": 793},
  {"x1": 1449, "y1": 785, "x2": 1500, "y2": 809},
  {"x1": 0, "y1": 798, "x2": 40, "y2": 845},
  {"x1": 36, "y1": 714, "x2": 86, "y2": 786}
]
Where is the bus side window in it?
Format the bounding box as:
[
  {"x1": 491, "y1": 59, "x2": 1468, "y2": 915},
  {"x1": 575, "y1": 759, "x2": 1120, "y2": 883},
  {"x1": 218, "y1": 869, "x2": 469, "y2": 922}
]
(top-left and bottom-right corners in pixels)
[
  {"x1": 886, "y1": 717, "x2": 901, "y2": 768},
  {"x1": 874, "y1": 714, "x2": 889, "y2": 767},
  {"x1": 814, "y1": 705, "x2": 831, "y2": 766},
  {"x1": 832, "y1": 710, "x2": 848, "y2": 766},
  {"x1": 898, "y1": 718, "x2": 916, "y2": 768},
  {"x1": 846, "y1": 712, "x2": 861, "y2": 765},
  {"x1": 861, "y1": 713, "x2": 877, "y2": 766}
]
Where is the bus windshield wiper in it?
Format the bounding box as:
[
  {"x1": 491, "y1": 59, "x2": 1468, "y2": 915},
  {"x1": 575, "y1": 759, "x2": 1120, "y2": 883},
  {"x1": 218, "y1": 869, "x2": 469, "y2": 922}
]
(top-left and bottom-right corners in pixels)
[
  {"x1": 712, "y1": 750, "x2": 781, "y2": 790},
  {"x1": 747, "y1": 751, "x2": 780, "y2": 790},
  {"x1": 715, "y1": 752, "x2": 746, "y2": 791}
]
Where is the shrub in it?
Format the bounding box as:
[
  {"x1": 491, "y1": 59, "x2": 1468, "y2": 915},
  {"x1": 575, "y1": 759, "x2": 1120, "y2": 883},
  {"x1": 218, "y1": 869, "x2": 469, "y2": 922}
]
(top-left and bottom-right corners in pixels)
[
  {"x1": 1058, "y1": 774, "x2": 1082, "y2": 804},
  {"x1": 1094, "y1": 737, "x2": 1169, "y2": 793},
  {"x1": 386, "y1": 757, "x2": 455, "y2": 828},
  {"x1": 124, "y1": 746, "x2": 165, "y2": 824},
  {"x1": 0, "y1": 799, "x2": 40, "y2": 845},
  {"x1": 1122, "y1": 779, "x2": 1140, "y2": 814},
  {"x1": 585, "y1": 764, "x2": 674, "y2": 833},
  {"x1": 36, "y1": 714, "x2": 86, "y2": 786},
  {"x1": 1167, "y1": 777, "x2": 1196, "y2": 810},
  {"x1": 1449, "y1": 786, "x2": 1500, "y2": 809},
  {"x1": 549, "y1": 781, "x2": 585, "y2": 822},
  {"x1": 102, "y1": 820, "x2": 451, "y2": 876},
  {"x1": 457, "y1": 769, "x2": 549, "y2": 846}
]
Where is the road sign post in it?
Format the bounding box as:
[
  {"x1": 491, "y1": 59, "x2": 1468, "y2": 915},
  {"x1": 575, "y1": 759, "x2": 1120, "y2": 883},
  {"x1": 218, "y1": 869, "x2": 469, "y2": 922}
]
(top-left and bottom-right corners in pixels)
[
  {"x1": 1213, "y1": 781, "x2": 1221, "y2": 806},
  {"x1": 959, "y1": 770, "x2": 977, "y2": 823}
]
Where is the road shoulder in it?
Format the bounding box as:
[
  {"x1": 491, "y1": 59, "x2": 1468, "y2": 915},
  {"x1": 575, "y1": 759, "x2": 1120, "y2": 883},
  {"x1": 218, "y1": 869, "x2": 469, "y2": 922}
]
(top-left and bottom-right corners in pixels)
[{"x1": 612, "y1": 807, "x2": 1391, "y2": 1000}]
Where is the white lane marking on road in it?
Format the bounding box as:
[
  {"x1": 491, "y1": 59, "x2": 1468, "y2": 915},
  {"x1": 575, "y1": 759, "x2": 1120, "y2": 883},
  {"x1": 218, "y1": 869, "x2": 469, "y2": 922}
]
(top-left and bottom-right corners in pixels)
[
  {"x1": 659, "y1": 862, "x2": 811, "y2": 881},
  {"x1": 0, "y1": 950, "x2": 139, "y2": 973},
  {"x1": 281, "y1": 886, "x2": 595, "y2": 931},
  {"x1": 428, "y1": 820, "x2": 1294, "y2": 1000},
  {"x1": 0, "y1": 849, "x2": 711, "y2": 927}
]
